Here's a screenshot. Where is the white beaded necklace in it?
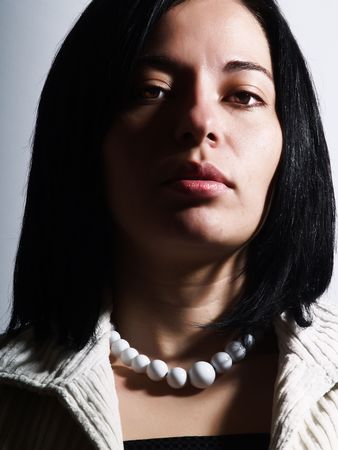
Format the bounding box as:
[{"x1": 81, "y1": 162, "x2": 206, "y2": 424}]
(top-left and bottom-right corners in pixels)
[{"x1": 109, "y1": 324, "x2": 256, "y2": 389}]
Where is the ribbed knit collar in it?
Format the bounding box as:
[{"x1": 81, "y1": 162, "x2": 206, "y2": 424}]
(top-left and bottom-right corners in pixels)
[
  {"x1": 0, "y1": 308, "x2": 122, "y2": 449},
  {"x1": 0, "y1": 299, "x2": 338, "y2": 450},
  {"x1": 270, "y1": 299, "x2": 338, "y2": 448}
]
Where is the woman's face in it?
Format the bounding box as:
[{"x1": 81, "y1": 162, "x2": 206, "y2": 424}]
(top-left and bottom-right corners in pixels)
[{"x1": 103, "y1": 0, "x2": 282, "y2": 261}]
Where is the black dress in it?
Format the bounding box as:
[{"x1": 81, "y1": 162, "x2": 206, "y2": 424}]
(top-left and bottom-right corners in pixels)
[{"x1": 124, "y1": 433, "x2": 270, "y2": 449}]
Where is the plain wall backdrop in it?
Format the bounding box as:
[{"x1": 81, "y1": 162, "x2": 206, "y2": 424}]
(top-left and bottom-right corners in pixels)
[{"x1": 0, "y1": 1, "x2": 337, "y2": 331}]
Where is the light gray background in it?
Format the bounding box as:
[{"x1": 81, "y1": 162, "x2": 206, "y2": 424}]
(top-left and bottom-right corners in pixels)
[{"x1": 1, "y1": 1, "x2": 337, "y2": 331}]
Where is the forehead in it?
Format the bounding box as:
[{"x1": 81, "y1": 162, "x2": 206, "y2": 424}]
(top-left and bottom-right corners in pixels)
[{"x1": 142, "y1": 0, "x2": 272, "y2": 74}]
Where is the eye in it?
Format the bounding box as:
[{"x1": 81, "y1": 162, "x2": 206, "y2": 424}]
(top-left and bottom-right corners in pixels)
[
  {"x1": 136, "y1": 85, "x2": 168, "y2": 101},
  {"x1": 225, "y1": 90, "x2": 265, "y2": 108}
]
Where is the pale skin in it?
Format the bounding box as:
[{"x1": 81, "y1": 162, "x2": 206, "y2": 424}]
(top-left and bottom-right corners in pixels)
[{"x1": 103, "y1": 0, "x2": 282, "y2": 440}]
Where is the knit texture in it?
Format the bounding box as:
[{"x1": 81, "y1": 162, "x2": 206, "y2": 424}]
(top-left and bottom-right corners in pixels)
[
  {"x1": 0, "y1": 299, "x2": 338, "y2": 449},
  {"x1": 0, "y1": 384, "x2": 95, "y2": 450}
]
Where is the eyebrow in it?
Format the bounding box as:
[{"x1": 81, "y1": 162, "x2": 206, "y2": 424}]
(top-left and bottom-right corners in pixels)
[
  {"x1": 136, "y1": 55, "x2": 273, "y2": 82},
  {"x1": 224, "y1": 60, "x2": 273, "y2": 81}
]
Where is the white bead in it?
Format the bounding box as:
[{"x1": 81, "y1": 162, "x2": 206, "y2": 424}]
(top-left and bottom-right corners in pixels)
[
  {"x1": 189, "y1": 361, "x2": 216, "y2": 389},
  {"x1": 226, "y1": 341, "x2": 246, "y2": 362},
  {"x1": 110, "y1": 338, "x2": 129, "y2": 357},
  {"x1": 242, "y1": 333, "x2": 255, "y2": 350},
  {"x1": 109, "y1": 331, "x2": 121, "y2": 347},
  {"x1": 131, "y1": 354, "x2": 150, "y2": 373},
  {"x1": 146, "y1": 359, "x2": 168, "y2": 381},
  {"x1": 167, "y1": 367, "x2": 187, "y2": 389},
  {"x1": 210, "y1": 352, "x2": 233, "y2": 373},
  {"x1": 120, "y1": 347, "x2": 139, "y2": 366}
]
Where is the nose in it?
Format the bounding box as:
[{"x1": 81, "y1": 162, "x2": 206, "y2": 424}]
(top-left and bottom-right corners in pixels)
[{"x1": 174, "y1": 92, "x2": 221, "y2": 148}]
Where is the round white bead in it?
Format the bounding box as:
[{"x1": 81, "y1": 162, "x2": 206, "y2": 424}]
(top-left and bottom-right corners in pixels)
[
  {"x1": 226, "y1": 341, "x2": 246, "y2": 362},
  {"x1": 210, "y1": 352, "x2": 233, "y2": 373},
  {"x1": 131, "y1": 354, "x2": 150, "y2": 373},
  {"x1": 109, "y1": 331, "x2": 121, "y2": 347},
  {"x1": 110, "y1": 338, "x2": 129, "y2": 357},
  {"x1": 146, "y1": 360, "x2": 168, "y2": 381},
  {"x1": 167, "y1": 367, "x2": 187, "y2": 389},
  {"x1": 189, "y1": 361, "x2": 216, "y2": 389},
  {"x1": 120, "y1": 347, "x2": 139, "y2": 366},
  {"x1": 242, "y1": 333, "x2": 255, "y2": 350}
]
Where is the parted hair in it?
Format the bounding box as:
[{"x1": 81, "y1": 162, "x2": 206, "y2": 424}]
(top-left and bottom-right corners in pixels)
[{"x1": 4, "y1": 0, "x2": 335, "y2": 350}]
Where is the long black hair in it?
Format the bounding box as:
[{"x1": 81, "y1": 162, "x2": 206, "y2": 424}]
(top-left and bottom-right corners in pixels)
[{"x1": 4, "y1": 0, "x2": 335, "y2": 350}]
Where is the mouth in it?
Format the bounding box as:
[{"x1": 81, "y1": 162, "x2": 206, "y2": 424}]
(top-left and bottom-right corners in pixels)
[
  {"x1": 161, "y1": 161, "x2": 235, "y2": 188},
  {"x1": 160, "y1": 161, "x2": 235, "y2": 199}
]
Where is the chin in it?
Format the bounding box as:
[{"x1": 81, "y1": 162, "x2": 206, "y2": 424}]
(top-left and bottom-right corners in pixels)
[
  {"x1": 151, "y1": 218, "x2": 254, "y2": 256},
  {"x1": 170, "y1": 208, "x2": 254, "y2": 242}
]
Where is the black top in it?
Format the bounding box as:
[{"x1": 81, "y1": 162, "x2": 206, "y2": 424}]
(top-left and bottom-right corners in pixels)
[{"x1": 124, "y1": 433, "x2": 270, "y2": 449}]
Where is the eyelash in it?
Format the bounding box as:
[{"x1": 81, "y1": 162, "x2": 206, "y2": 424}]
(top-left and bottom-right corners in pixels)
[
  {"x1": 135, "y1": 85, "x2": 265, "y2": 109},
  {"x1": 227, "y1": 91, "x2": 265, "y2": 108},
  {"x1": 135, "y1": 85, "x2": 169, "y2": 102}
]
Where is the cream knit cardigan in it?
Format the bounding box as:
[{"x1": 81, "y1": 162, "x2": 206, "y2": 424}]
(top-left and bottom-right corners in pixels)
[{"x1": 0, "y1": 299, "x2": 338, "y2": 449}]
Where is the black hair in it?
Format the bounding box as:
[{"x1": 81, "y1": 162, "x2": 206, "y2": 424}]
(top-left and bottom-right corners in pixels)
[{"x1": 3, "y1": 0, "x2": 335, "y2": 350}]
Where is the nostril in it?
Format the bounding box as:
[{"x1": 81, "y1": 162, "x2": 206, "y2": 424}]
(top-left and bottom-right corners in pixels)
[
  {"x1": 175, "y1": 129, "x2": 219, "y2": 147},
  {"x1": 207, "y1": 132, "x2": 217, "y2": 142}
]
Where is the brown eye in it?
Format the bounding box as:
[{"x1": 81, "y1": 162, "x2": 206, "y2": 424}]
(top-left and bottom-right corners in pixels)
[
  {"x1": 225, "y1": 90, "x2": 264, "y2": 108},
  {"x1": 233, "y1": 91, "x2": 252, "y2": 104},
  {"x1": 139, "y1": 85, "x2": 167, "y2": 100}
]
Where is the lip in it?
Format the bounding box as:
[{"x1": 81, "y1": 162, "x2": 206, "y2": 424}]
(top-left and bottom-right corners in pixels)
[
  {"x1": 161, "y1": 161, "x2": 235, "y2": 188},
  {"x1": 160, "y1": 161, "x2": 235, "y2": 199}
]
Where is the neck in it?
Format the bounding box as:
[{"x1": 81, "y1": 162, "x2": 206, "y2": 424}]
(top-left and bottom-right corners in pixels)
[{"x1": 108, "y1": 247, "x2": 247, "y2": 367}]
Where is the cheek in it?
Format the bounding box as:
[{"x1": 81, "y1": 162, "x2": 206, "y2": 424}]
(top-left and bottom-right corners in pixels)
[
  {"x1": 103, "y1": 112, "x2": 168, "y2": 177},
  {"x1": 236, "y1": 121, "x2": 282, "y2": 209},
  {"x1": 102, "y1": 121, "x2": 157, "y2": 228},
  {"x1": 103, "y1": 118, "x2": 148, "y2": 182}
]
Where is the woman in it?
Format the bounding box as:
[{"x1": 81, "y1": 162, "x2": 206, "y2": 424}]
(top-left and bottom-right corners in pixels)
[{"x1": 0, "y1": 0, "x2": 337, "y2": 449}]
